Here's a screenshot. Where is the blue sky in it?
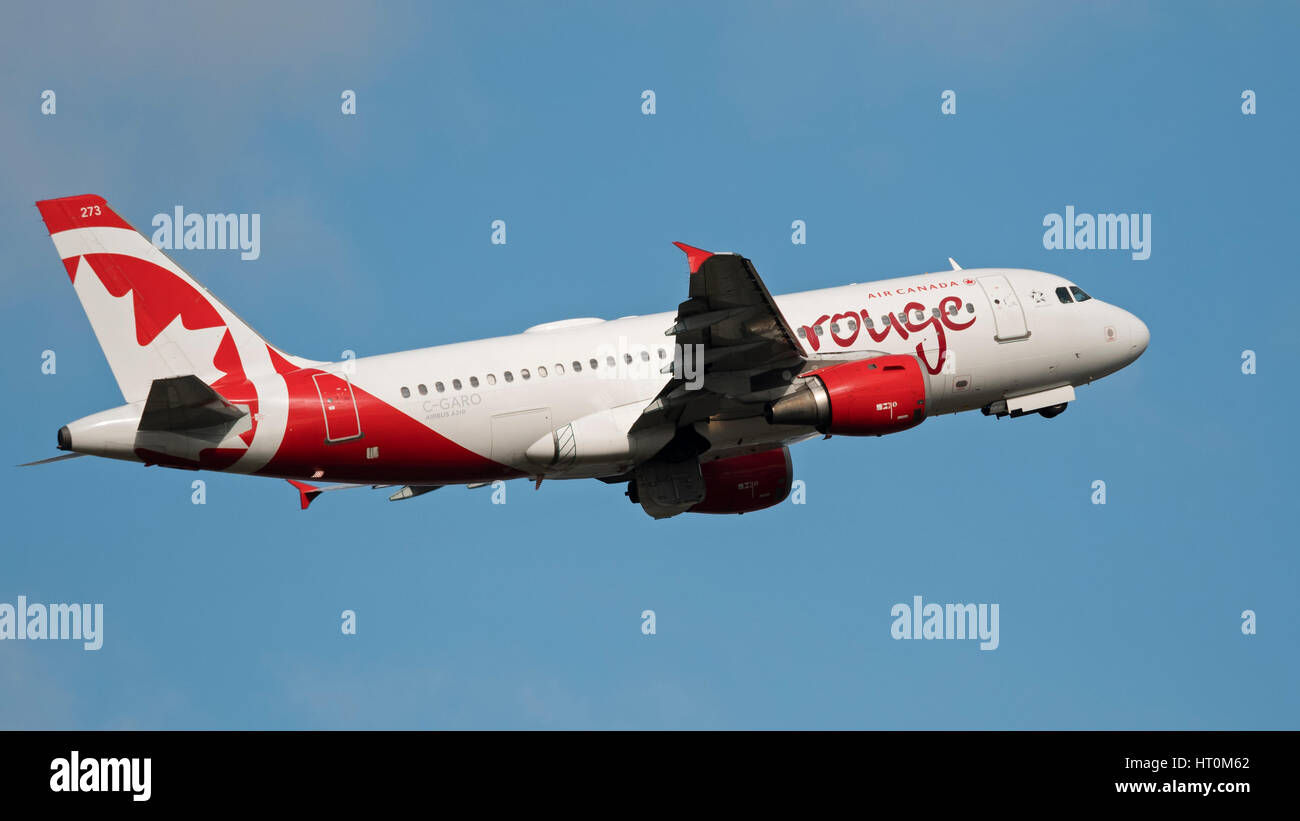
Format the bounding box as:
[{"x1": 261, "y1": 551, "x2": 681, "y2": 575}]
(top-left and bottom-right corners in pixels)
[{"x1": 0, "y1": 1, "x2": 1295, "y2": 728}]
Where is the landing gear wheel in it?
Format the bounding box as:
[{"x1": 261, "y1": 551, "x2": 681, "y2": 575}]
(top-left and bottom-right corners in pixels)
[{"x1": 1039, "y1": 403, "x2": 1068, "y2": 419}]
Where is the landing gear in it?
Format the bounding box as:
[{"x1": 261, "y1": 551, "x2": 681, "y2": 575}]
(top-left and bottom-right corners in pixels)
[{"x1": 1038, "y1": 403, "x2": 1068, "y2": 419}]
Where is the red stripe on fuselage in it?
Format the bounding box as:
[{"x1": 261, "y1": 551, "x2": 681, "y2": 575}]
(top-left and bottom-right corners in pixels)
[{"x1": 259, "y1": 346, "x2": 522, "y2": 485}]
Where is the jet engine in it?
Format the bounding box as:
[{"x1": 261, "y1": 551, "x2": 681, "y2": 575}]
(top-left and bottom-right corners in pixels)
[{"x1": 764, "y1": 354, "x2": 928, "y2": 436}]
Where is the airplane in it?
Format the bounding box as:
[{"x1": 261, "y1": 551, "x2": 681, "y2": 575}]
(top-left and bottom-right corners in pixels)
[{"x1": 28, "y1": 194, "x2": 1149, "y2": 518}]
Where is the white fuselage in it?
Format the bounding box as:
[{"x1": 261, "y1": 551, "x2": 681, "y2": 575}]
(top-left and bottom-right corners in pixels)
[{"x1": 295, "y1": 267, "x2": 1148, "y2": 483}]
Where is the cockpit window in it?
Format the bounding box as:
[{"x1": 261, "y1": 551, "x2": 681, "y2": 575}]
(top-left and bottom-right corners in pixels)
[
  {"x1": 1070, "y1": 286, "x2": 1092, "y2": 302},
  {"x1": 1055, "y1": 287, "x2": 1073, "y2": 304}
]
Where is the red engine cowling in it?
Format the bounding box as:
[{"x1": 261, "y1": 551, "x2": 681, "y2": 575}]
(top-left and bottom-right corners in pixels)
[
  {"x1": 690, "y1": 447, "x2": 794, "y2": 515},
  {"x1": 764, "y1": 354, "x2": 929, "y2": 436}
]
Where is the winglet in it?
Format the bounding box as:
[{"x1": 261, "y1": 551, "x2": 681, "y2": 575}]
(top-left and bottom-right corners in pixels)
[
  {"x1": 673, "y1": 242, "x2": 713, "y2": 274},
  {"x1": 287, "y1": 480, "x2": 322, "y2": 510},
  {"x1": 948, "y1": 257, "x2": 962, "y2": 271}
]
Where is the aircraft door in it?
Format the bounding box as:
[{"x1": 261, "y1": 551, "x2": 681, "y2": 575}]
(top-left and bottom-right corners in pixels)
[
  {"x1": 312, "y1": 372, "x2": 363, "y2": 443},
  {"x1": 978, "y1": 275, "x2": 1030, "y2": 342}
]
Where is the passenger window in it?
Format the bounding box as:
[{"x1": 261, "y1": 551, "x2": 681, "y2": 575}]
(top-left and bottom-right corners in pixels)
[
  {"x1": 864, "y1": 317, "x2": 874, "y2": 328},
  {"x1": 1070, "y1": 286, "x2": 1092, "y2": 302},
  {"x1": 915, "y1": 310, "x2": 924, "y2": 321},
  {"x1": 797, "y1": 327, "x2": 806, "y2": 338},
  {"x1": 400, "y1": 386, "x2": 410, "y2": 398},
  {"x1": 624, "y1": 353, "x2": 633, "y2": 364},
  {"x1": 606, "y1": 356, "x2": 615, "y2": 367},
  {"x1": 521, "y1": 369, "x2": 530, "y2": 380},
  {"x1": 503, "y1": 371, "x2": 513, "y2": 383},
  {"x1": 538, "y1": 366, "x2": 548, "y2": 378},
  {"x1": 931, "y1": 308, "x2": 940, "y2": 318},
  {"x1": 947, "y1": 303, "x2": 958, "y2": 316},
  {"x1": 882, "y1": 315, "x2": 891, "y2": 326},
  {"x1": 847, "y1": 318, "x2": 857, "y2": 331},
  {"x1": 1056, "y1": 286, "x2": 1073, "y2": 304},
  {"x1": 572, "y1": 360, "x2": 582, "y2": 372},
  {"x1": 486, "y1": 374, "x2": 497, "y2": 385},
  {"x1": 658, "y1": 348, "x2": 667, "y2": 359},
  {"x1": 640, "y1": 350, "x2": 650, "y2": 362},
  {"x1": 814, "y1": 325, "x2": 823, "y2": 336},
  {"x1": 590, "y1": 358, "x2": 599, "y2": 370},
  {"x1": 436, "y1": 381, "x2": 445, "y2": 393},
  {"x1": 452, "y1": 379, "x2": 462, "y2": 390},
  {"x1": 417, "y1": 384, "x2": 427, "y2": 395},
  {"x1": 470, "y1": 376, "x2": 479, "y2": 388},
  {"x1": 830, "y1": 322, "x2": 840, "y2": 333},
  {"x1": 555, "y1": 363, "x2": 564, "y2": 374},
  {"x1": 965, "y1": 303, "x2": 974, "y2": 313}
]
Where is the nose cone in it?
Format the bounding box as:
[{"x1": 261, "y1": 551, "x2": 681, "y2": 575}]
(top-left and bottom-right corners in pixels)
[{"x1": 1128, "y1": 313, "x2": 1150, "y2": 360}]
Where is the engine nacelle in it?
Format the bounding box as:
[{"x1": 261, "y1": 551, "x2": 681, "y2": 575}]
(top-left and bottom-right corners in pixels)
[
  {"x1": 691, "y1": 447, "x2": 794, "y2": 515},
  {"x1": 764, "y1": 354, "x2": 928, "y2": 436},
  {"x1": 628, "y1": 447, "x2": 794, "y2": 518}
]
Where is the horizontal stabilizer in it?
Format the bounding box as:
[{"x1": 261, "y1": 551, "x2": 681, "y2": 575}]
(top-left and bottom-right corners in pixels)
[{"x1": 138, "y1": 375, "x2": 246, "y2": 432}]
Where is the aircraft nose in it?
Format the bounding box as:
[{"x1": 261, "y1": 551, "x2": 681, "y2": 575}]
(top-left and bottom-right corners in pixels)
[{"x1": 1127, "y1": 312, "x2": 1149, "y2": 360}]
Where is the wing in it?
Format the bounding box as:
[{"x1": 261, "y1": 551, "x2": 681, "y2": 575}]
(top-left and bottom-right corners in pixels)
[
  {"x1": 632, "y1": 243, "x2": 808, "y2": 432},
  {"x1": 285, "y1": 480, "x2": 442, "y2": 510}
]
